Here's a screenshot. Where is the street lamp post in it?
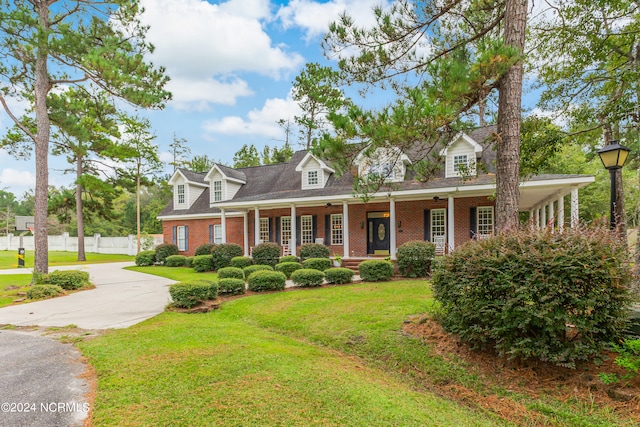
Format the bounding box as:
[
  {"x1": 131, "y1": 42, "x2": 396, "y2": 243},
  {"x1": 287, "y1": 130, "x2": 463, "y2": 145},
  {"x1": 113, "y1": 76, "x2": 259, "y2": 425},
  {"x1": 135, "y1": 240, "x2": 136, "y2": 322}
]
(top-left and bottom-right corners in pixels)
[{"x1": 597, "y1": 140, "x2": 631, "y2": 230}]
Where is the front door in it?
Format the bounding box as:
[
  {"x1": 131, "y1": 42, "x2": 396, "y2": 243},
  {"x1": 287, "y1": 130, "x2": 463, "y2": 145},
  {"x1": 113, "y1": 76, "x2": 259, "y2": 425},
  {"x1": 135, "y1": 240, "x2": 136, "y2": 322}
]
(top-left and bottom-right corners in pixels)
[{"x1": 367, "y1": 216, "x2": 390, "y2": 255}]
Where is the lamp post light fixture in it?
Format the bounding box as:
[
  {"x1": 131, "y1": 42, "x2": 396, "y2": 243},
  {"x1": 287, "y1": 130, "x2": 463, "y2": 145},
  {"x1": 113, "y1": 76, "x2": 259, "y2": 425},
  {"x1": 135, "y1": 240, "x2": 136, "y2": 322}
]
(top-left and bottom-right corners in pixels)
[{"x1": 597, "y1": 140, "x2": 631, "y2": 230}]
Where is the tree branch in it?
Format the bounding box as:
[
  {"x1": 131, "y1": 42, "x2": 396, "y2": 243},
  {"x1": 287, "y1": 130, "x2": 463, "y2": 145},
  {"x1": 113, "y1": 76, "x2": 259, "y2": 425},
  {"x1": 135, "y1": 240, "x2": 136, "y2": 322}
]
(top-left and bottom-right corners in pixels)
[{"x1": 0, "y1": 93, "x2": 36, "y2": 142}]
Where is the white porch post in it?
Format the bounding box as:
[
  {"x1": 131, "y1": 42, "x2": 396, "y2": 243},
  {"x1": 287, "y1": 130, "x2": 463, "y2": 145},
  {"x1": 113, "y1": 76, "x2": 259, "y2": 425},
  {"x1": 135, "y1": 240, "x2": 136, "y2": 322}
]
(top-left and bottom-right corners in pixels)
[
  {"x1": 541, "y1": 204, "x2": 547, "y2": 227},
  {"x1": 254, "y1": 207, "x2": 260, "y2": 246},
  {"x1": 447, "y1": 196, "x2": 455, "y2": 251},
  {"x1": 548, "y1": 201, "x2": 555, "y2": 228},
  {"x1": 389, "y1": 198, "x2": 397, "y2": 259},
  {"x1": 342, "y1": 202, "x2": 350, "y2": 258},
  {"x1": 557, "y1": 196, "x2": 565, "y2": 231},
  {"x1": 535, "y1": 208, "x2": 541, "y2": 229},
  {"x1": 243, "y1": 212, "x2": 249, "y2": 256},
  {"x1": 571, "y1": 189, "x2": 579, "y2": 228},
  {"x1": 290, "y1": 205, "x2": 297, "y2": 257},
  {"x1": 220, "y1": 209, "x2": 227, "y2": 243}
]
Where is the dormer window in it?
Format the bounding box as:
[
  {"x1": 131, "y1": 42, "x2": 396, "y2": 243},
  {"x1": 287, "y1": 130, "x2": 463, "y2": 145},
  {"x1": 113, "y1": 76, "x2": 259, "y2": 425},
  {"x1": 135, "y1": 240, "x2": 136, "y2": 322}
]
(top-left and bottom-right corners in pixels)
[
  {"x1": 453, "y1": 155, "x2": 469, "y2": 173},
  {"x1": 177, "y1": 184, "x2": 185, "y2": 205},
  {"x1": 369, "y1": 163, "x2": 394, "y2": 180},
  {"x1": 307, "y1": 170, "x2": 319, "y2": 186},
  {"x1": 213, "y1": 180, "x2": 222, "y2": 202}
]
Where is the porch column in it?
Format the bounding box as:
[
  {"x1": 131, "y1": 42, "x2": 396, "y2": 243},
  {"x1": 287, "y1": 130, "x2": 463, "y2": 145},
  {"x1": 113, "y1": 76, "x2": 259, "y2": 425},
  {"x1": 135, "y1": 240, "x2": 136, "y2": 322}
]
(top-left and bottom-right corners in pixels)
[
  {"x1": 342, "y1": 201, "x2": 350, "y2": 258},
  {"x1": 389, "y1": 198, "x2": 397, "y2": 259},
  {"x1": 529, "y1": 209, "x2": 534, "y2": 227},
  {"x1": 254, "y1": 207, "x2": 260, "y2": 246},
  {"x1": 447, "y1": 196, "x2": 455, "y2": 251},
  {"x1": 535, "y1": 208, "x2": 541, "y2": 229},
  {"x1": 220, "y1": 208, "x2": 227, "y2": 244},
  {"x1": 243, "y1": 212, "x2": 249, "y2": 256},
  {"x1": 548, "y1": 201, "x2": 555, "y2": 229},
  {"x1": 541, "y1": 204, "x2": 547, "y2": 227},
  {"x1": 557, "y1": 196, "x2": 565, "y2": 231},
  {"x1": 571, "y1": 189, "x2": 579, "y2": 228},
  {"x1": 290, "y1": 204, "x2": 297, "y2": 256}
]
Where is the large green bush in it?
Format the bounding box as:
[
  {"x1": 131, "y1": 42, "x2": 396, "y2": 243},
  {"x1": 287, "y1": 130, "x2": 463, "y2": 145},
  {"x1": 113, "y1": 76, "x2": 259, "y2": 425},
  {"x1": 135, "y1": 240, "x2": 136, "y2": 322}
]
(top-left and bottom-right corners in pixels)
[
  {"x1": 185, "y1": 256, "x2": 195, "y2": 268},
  {"x1": 155, "y1": 243, "x2": 179, "y2": 264},
  {"x1": 251, "y1": 242, "x2": 281, "y2": 267},
  {"x1": 169, "y1": 280, "x2": 216, "y2": 308},
  {"x1": 279, "y1": 255, "x2": 299, "y2": 263},
  {"x1": 230, "y1": 256, "x2": 253, "y2": 269},
  {"x1": 274, "y1": 261, "x2": 302, "y2": 279},
  {"x1": 211, "y1": 243, "x2": 243, "y2": 270},
  {"x1": 291, "y1": 269, "x2": 325, "y2": 287},
  {"x1": 299, "y1": 243, "x2": 330, "y2": 260},
  {"x1": 218, "y1": 267, "x2": 245, "y2": 280},
  {"x1": 194, "y1": 243, "x2": 215, "y2": 256},
  {"x1": 302, "y1": 257, "x2": 331, "y2": 272},
  {"x1": 324, "y1": 268, "x2": 354, "y2": 285},
  {"x1": 39, "y1": 270, "x2": 90, "y2": 290},
  {"x1": 192, "y1": 255, "x2": 214, "y2": 272},
  {"x1": 135, "y1": 250, "x2": 156, "y2": 266},
  {"x1": 243, "y1": 264, "x2": 274, "y2": 277},
  {"x1": 247, "y1": 270, "x2": 287, "y2": 292},
  {"x1": 397, "y1": 241, "x2": 435, "y2": 278},
  {"x1": 358, "y1": 260, "x2": 394, "y2": 282},
  {"x1": 165, "y1": 255, "x2": 187, "y2": 267},
  {"x1": 218, "y1": 278, "x2": 246, "y2": 295},
  {"x1": 27, "y1": 284, "x2": 64, "y2": 300},
  {"x1": 432, "y1": 227, "x2": 634, "y2": 367}
]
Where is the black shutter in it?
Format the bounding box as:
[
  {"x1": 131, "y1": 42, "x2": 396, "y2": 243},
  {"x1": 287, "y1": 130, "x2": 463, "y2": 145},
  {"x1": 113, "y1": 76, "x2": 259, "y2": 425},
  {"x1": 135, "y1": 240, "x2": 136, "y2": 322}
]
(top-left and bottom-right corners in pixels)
[
  {"x1": 185, "y1": 226, "x2": 189, "y2": 252},
  {"x1": 312, "y1": 215, "x2": 318, "y2": 241},
  {"x1": 275, "y1": 217, "x2": 281, "y2": 244},
  {"x1": 324, "y1": 214, "x2": 331, "y2": 245},
  {"x1": 424, "y1": 210, "x2": 431, "y2": 242},
  {"x1": 172, "y1": 226, "x2": 177, "y2": 245},
  {"x1": 296, "y1": 216, "x2": 301, "y2": 246},
  {"x1": 470, "y1": 207, "x2": 477, "y2": 239},
  {"x1": 209, "y1": 224, "x2": 213, "y2": 244},
  {"x1": 268, "y1": 217, "x2": 273, "y2": 242}
]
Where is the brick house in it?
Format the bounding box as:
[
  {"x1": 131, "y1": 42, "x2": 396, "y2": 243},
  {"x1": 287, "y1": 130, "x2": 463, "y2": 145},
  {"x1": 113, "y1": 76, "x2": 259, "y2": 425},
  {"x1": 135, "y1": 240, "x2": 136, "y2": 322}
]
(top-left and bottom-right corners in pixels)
[{"x1": 158, "y1": 126, "x2": 594, "y2": 258}]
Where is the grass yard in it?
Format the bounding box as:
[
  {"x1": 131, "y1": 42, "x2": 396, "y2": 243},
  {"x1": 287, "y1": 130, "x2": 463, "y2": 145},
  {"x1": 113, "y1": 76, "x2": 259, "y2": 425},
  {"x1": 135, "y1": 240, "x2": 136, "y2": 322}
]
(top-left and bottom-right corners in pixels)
[
  {"x1": 0, "y1": 250, "x2": 135, "y2": 269},
  {"x1": 0, "y1": 275, "x2": 32, "y2": 307},
  {"x1": 127, "y1": 265, "x2": 218, "y2": 282},
  {"x1": 78, "y1": 275, "x2": 637, "y2": 427}
]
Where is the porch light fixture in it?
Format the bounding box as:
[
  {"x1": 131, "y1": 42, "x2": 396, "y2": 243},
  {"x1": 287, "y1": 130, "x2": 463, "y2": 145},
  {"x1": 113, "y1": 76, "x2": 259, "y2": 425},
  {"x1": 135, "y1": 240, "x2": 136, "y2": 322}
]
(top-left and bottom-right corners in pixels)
[{"x1": 597, "y1": 140, "x2": 631, "y2": 230}]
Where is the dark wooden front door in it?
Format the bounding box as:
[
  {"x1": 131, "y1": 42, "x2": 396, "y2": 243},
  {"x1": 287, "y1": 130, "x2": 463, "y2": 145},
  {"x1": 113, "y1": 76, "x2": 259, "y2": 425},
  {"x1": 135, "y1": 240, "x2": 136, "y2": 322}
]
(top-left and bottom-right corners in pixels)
[{"x1": 367, "y1": 217, "x2": 390, "y2": 255}]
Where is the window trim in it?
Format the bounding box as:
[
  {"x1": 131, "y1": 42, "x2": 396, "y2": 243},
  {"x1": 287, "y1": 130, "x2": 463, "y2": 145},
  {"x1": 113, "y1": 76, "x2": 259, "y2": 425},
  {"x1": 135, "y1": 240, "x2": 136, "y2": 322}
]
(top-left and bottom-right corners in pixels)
[
  {"x1": 477, "y1": 206, "x2": 494, "y2": 238},
  {"x1": 259, "y1": 218, "x2": 269, "y2": 243},
  {"x1": 177, "y1": 184, "x2": 185, "y2": 205},
  {"x1": 177, "y1": 225, "x2": 187, "y2": 251},
  {"x1": 453, "y1": 154, "x2": 469, "y2": 173},
  {"x1": 430, "y1": 208, "x2": 447, "y2": 241},
  {"x1": 301, "y1": 215, "x2": 314, "y2": 244},
  {"x1": 213, "y1": 224, "x2": 223, "y2": 244},
  {"x1": 330, "y1": 214, "x2": 343, "y2": 245},
  {"x1": 213, "y1": 180, "x2": 222, "y2": 202},
  {"x1": 307, "y1": 170, "x2": 319, "y2": 186}
]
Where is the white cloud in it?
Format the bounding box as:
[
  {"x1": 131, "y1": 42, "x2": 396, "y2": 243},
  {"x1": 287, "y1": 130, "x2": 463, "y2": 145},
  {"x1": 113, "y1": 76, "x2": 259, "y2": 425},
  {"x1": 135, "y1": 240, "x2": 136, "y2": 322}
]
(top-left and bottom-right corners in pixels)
[
  {"x1": 168, "y1": 76, "x2": 254, "y2": 111},
  {"x1": 526, "y1": 107, "x2": 570, "y2": 129},
  {"x1": 0, "y1": 168, "x2": 36, "y2": 195}
]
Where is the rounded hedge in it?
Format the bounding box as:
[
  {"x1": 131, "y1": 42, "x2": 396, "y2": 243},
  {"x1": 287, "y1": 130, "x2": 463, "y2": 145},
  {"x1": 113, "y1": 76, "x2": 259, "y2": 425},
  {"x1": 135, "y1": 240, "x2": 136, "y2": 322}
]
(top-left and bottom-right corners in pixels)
[
  {"x1": 324, "y1": 268, "x2": 354, "y2": 285},
  {"x1": 165, "y1": 255, "x2": 187, "y2": 267},
  {"x1": 299, "y1": 243, "x2": 330, "y2": 260},
  {"x1": 155, "y1": 243, "x2": 179, "y2": 264},
  {"x1": 274, "y1": 261, "x2": 302, "y2": 278},
  {"x1": 218, "y1": 267, "x2": 245, "y2": 280},
  {"x1": 38, "y1": 270, "x2": 90, "y2": 290},
  {"x1": 397, "y1": 241, "x2": 435, "y2": 278},
  {"x1": 279, "y1": 255, "x2": 299, "y2": 263},
  {"x1": 135, "y1": 250, "x2": 156, "y2": 266},
  {"x1": 291, "y1": 268, "x2": 325, "y2": 287},
  {"x1": 243, "y1": 264, "x2": 274, "y2": 277},
  {"x1": 247, "y1": 270, "x2": 287, "y2": 292},
  {"x1": 302, "y1": 257, "x2": 332, "y2": 272},
  {"x1": 358, "y1": 260, "x2": 394, "y2": 282},
  {"x1": 251, "y1": 242, "x2": 281, "y2": 267},
  {"x1": 194, "y1": 243, "x2": 215, "y2": 256},
  {"x1": 169, "y1": 280, "x2": 217, "y2": 308},
  {"x1": 192, "y1": 255, "x2": 214, "y2": 272},
  {"x1": 230, "y1": 256, "x2": 253, "y2": 269},
  {"x1": 211, "y1": 243, "x2": 243, "y2": 270},
  {"x1": 185, "y1": 256, "x2": 195, "y2": 268},
  {"x1": 27, "y1": 284, "x2": 64, "y2": 300},
  {"x1": 432, "y1": 227, "x2": 634, "y2": 367},
  {"x1": 218, "y1": 278, "x2": 246, "y2": 295}
]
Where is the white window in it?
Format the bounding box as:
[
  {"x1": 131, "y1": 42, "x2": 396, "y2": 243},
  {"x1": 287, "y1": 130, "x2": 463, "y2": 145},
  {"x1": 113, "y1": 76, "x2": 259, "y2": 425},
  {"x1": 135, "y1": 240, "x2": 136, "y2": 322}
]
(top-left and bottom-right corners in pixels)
[
  {"x1": 307, "y1": 170, "x2": 319, "y2": 186},
  {"x1": 213, "y1": 224, "x2": 223, "y2": 244},
  {"x1": 369, "y1": 163, "x2": 394, "y2": 179},
  {"x1": 259, "y1": 218, "x2": 269, "y2": 243},
  {"x1": 331, "y1": 214, "x2": 343, "y2": 245},
  {"x1": 477, "y1": 207, "x2": 494, "y2": 238},
  {"x1": 431, "y1": 209, "x2": 446, "y2": 240},
  {"x1": 177, "y1": 184, "x2": 185, "y2": 205},
  {"x1": 453, "y1": 155, "x2": 468, "y2": 173},
  {"x1": 213, "y1": 180, "x2": 222, "y2": 202},
  {"x1": 177, "y1": 226, "x2": 187, "y2": 251},
  {"x1": 281, "y1": 217, "x2": 292, "y2": 248},
  {"x1": 301, "y1": 215, "x2": 314, "y2": 244}
]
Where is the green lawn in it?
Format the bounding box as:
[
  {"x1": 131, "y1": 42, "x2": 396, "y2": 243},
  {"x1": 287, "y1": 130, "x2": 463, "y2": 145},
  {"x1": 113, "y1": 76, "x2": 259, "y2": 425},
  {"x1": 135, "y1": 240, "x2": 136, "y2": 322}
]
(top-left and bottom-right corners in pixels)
[
  {"x1": 78, "y1": 273, "x2": 635, "y2": 427},
  {"x1": 0, "y1": 275, "x2": 32, "y2": 307},
  {"x1": 0, "y1": 250, "x2": 135, "y2": 269},
  {"x1": 127, "y1": 265, "x2": 218, "y2": 282}
]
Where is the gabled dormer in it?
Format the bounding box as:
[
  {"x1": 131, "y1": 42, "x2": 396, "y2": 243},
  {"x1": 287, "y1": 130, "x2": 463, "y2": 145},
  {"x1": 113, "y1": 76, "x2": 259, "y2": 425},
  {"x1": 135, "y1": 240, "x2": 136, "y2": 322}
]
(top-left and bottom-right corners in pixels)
[
  {"x1": 295, "y1": 152, "x2": 334, "y2": 190},
  {"x1": 168, "y1": 169, "x2": 208, "y2": 210},
  {"x1": 354, "y1": 147, "x2": 411, "y2": 183},
  {"x1": 205, "y1": 164, "x2": 247, "y2": 204},
  {"x1": 440, "y1": 133, "x2": 483, "y2": 178}
]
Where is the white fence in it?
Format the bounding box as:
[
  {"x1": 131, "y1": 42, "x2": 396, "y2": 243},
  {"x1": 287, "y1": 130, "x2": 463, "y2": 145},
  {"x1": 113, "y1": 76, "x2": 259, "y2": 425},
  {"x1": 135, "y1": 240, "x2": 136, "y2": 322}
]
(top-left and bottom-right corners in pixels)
[{"x1": 0, "y1": 233, "x2": 165, "y2": 256}]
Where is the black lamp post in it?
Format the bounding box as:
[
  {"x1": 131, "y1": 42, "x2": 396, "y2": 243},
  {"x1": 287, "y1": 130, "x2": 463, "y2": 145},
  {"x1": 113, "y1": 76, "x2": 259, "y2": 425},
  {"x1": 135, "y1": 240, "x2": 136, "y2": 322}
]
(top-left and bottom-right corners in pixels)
[{"x1": 597, "y1": 140, "x2": 631, "y2": 230}]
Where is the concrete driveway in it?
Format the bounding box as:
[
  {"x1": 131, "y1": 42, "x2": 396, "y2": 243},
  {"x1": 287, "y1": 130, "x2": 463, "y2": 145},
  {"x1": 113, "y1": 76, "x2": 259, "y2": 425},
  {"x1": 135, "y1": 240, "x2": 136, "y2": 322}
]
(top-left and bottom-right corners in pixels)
[{"x1": 0, "y1": 262, "x2": 175, "y2": 329}]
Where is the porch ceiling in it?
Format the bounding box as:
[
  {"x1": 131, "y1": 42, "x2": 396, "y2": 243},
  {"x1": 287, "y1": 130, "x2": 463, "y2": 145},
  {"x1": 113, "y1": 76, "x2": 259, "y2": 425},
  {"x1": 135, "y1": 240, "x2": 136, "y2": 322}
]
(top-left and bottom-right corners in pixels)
[{"x1": 518, "y1": 176, "x2": 595, "y2": 211}]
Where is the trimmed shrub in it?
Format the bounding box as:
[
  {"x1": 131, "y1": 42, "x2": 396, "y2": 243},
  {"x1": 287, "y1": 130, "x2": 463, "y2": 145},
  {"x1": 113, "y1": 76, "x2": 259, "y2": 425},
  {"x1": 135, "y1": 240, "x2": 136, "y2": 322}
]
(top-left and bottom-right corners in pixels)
[
  {"x1": 325, "y1": 268, "x2": 354, "y2": 285},
  {"x1": 247, "y1": 270, "x2": 287, "y2": 292},
  {"x1": 302, "y1": 257, "x2": 332, "y2": 272},
  {"x1": 299, "y1": 243, "x2": 330, "y2": 260},
  {"x1": 218, "y1": 278, "x2": 246, "y2": 295},
  {"x1": 194, "y1": 243, "x2": 215, "y2": 256},
  {"x1": 169, "y1": 280, "x2": 215, "y2": 308},
  {"x1": 230, "y1": 256, "x2": 253, "y2": 269},
  {"x1": 280, "y1": 255, "x2": 299, "y2": 263},
  {"x1": 185, "y1": 256, "x2": 195, "y2": 268},
  {"x1": 165, "y1": 255, "x2": 187, "y2": 267},
  {"x1": 275, "y1": 262, "x2": 302, "y2": 279},
  {"x1": 432, "y1": 227, "x2": 634, "y2": 367},
  {"x1": 397, "y1": 241, "x2": 436, "y2": 278},
  {"x1": 192, "y1": 255, "x2": 214, "y2": 272},
  {"x1": 155, "y1": 243, "x2": 179, "y2": 264},
  {"x1": 291, "y1": 268, "x2": 325, "y2": 287},
  {"x1": 243, "y1": 264, "x2": 274, "y2": 277},
  {"x1": 27, "y1": 284, "x2": 64, "y2": 300},
  {"x1": 211, "y1": 243, "x2": 243, "y2": 270},
  {"x1": 39, "y1": 270, "x2": 90, "y2": 290},
  {"x1": 218, "y1": 267, "x2": 245, "y2": 280},
  {"x1": 135, "y1": 250, "x2": 156, "y2": 266},
  {"x1": 251, "y1": 242, "x2": 281, "y2": 267},
  {"x1": 359, "y1": 260, "x2": 394, "y2": 282}
]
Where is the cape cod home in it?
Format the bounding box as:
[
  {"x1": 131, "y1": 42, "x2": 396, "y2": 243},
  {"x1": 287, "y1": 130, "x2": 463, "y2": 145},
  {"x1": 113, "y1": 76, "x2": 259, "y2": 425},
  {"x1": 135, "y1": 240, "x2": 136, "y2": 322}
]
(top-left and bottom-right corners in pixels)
[{"x1": 158, "y1": 126, "x2": 594, "y2": 259}]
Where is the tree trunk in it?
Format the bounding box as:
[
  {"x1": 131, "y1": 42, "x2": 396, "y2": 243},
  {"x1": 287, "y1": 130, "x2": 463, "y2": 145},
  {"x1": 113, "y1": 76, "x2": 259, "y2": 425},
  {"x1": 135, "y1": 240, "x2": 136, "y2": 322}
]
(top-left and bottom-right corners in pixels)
[
  {"x1": 495, "y1": 0, "x2": 528, "y2": 233},
  {"x1": 136, "y1": 163, "x2": 141, "y2": 253},
  {"x1": 76, "y1": 153, "x2": 86, "y2": 261}
]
